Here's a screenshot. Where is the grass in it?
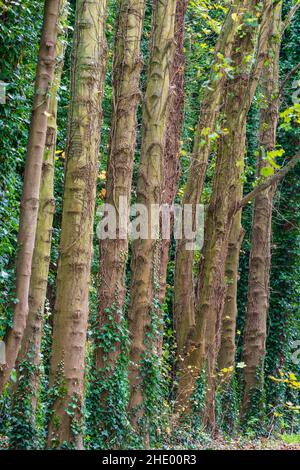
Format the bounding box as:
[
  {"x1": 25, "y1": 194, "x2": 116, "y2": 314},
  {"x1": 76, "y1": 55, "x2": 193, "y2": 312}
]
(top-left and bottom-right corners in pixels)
[{"x1": 281, "y1": 434, "x2": 300, "y2": 445}]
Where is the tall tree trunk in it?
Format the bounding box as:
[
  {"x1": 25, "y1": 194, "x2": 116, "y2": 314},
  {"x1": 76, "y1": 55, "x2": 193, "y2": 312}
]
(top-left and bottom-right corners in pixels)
[
  {"x1": 219, "y1": 0, "x2": 294, "y2": 379},
  {"x1": 176, "y1": 0, "x2": 274, "y2": 427},
  {"x1": 201, "y1": 0, "x2": 274, "y2": 430},
  {"x1": 127, "y1": 0, "x2": 177, "y2": 430},
  {"x1": 156, "y1": 0, "x2": 187, "y2": 357},
  {"x1": 218, "y1": 184, "x2": 244, "y2": 375},
  {"x1": 174, "y1": 0, "x2": 242, "y2": 412},
  {"x1": 95, "y1": 0, "x2": 145, "y2": 386},
  {"x1": 217, "y1": 186, "x2": 244, "y2": 434},
  {"x1": 242, "y1": 1, "x2": 282, "y2": 421},
  {"x1": 0, "y1": 0, "x2": 62, "y2": 394},
  {"x1": 91, "y1": 0, "x2": 145, "y2": 443},
  {"x1": 47, "y1": 0, "x2": 107, "y2": 449},
  {"x1": 201, "y1": 127, "x2": 247, "y2": 431},
  {"x1": 8, "y1": 1, "x2": 70, "y2": 450}
]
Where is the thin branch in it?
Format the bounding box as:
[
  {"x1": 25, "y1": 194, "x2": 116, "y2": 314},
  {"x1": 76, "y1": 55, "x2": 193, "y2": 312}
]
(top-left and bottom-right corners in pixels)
[
  {"x1": 237, "y1": 152, "x2": 300, "y2": 210},
  {"x1": 279, "y1": 62, "x2": 300, "y2": 97},
  {"x1": 246, "y1": 0, "x2": 275, "y2": 108},
  {"x1": 281, "y1": 2, "x2": 300, "y2": 36}
]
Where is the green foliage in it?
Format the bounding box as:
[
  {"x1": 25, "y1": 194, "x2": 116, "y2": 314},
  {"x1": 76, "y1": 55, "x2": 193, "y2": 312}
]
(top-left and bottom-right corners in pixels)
[
  {"x1": 217, "y1": 375, "x2": 240, "y2": 435},
  {"x1": 86, "y1": 303, "x2": 130, "y2": 449},
  {"x1": 235, "y1": 0, "x2": 300, "y2": 437},
  {"x1": 0, "y1": 0, "x2": 43, "y2": 336},
  {"x1": 282, "y1": 433, "x2": 300, "y2": 444},
  {"x1": 8, "y1": 359, "x2": 41, "y2": 450},
  {"x1": 265, "y1": 1, "x2": 300, "y2": 435},
  {"x1": 1, "y1": 0, "x2": 300, "y2": 451}
]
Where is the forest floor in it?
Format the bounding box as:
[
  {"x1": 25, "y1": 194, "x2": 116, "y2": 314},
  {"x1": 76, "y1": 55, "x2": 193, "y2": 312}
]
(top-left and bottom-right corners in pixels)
[
  {"x1": 0, "y1": 435, "x2": 300, "y2": 451},
  {"x1": 1, "y1": 434, "x2": 300, "y2": 450},
  {"x1": 193, "y1": 435, "x2": 300, "y2": 450}
]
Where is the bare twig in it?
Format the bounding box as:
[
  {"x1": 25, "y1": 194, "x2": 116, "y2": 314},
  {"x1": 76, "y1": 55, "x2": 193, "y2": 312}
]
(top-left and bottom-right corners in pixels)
[
  {"x1": 281, "y1": 2, "x2": 300, "y2": 36},
  {"x1": 246, "y1": 0, "x2": 275, "y2": 108},
  {"x1": 237, "y1": 152, "x2": 300, "y2": 210},
  {"x1": 279, "y1": 62, "x2": 300, "y2": 97}
]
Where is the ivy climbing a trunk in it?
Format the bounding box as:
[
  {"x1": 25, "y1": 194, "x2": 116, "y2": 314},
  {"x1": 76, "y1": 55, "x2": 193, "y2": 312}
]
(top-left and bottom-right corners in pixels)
[
  {"x1": 92, "y1": 0, "x2": 145, "y2": 440},
  {"x1": 47, "y1": 0, "x2": 107, "y2": 449},
  {"x1": 156, "y1": 0, "x2": 187, "y2": 356},
  {"x1": 9, "y1": 0, "x2": 70, "y2": 450},
  {"x1": 127, "y1": 0, "x2": 177, "y2": 434},
  {"x1": 0, "y1": 0, "x2": 62, "y2": 394},
  {"x1": 242, "y1": 1, "x2": 282, "y2": 423},
  {"x1": 174, "y1": 0, "x2": 242, "y2": 412},
  {"x1": 176, "y1": 0, "x2": 274, "y2": 429},
  {"x1": 201, "y1": 0, "x2": 274, "y2": 430}
]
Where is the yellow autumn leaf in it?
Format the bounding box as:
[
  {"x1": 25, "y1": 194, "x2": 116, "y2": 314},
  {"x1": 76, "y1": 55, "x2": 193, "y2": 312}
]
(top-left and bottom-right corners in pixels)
[
  {"x1": 98, "y1": 170, "x2": 106, "y2": 180},
  {"x1": 201, "y1": 127, "x2": 211, "y2": 136},
  {"x1": 99, "y1": 188, "x2": 106, "y2": 199}
]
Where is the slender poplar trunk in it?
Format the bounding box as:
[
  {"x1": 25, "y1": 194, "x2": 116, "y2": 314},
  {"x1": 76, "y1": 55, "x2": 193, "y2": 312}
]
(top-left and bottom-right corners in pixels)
[
  {"x1": 174, "y1": 0, "x2": 242, "y2": 411},
  {"x1": 201, "y1": 0, "x2": 274, "y2": 430},
  {"x1": 218, "y1": 186, "x2": 244, "y2": 375},
  {"x1": 47, "y1": 0, "x2": 107, "y2": 449},
  {"x1": 90, "y1": 0, "x2": 145, "y2": 444},
  {"x1": 201, "y1": 127, "x2": 247, "y2": 431},
  {"x1": 217, "y1": 188, "x2": 244, "y2": 434},
  {"x1": 9, "y1": 1, "x2": 70, "y2": 449},
  {"x1": 0, "y1": 0, "x2": 62, "y2": 394},
  {"x1": 95, "y1": 0, "x2": 145, "y2": 382},
  {"x1": 176, "y1": 0, "x2": 274, "y2": 426},
  {"x1": 127, "y1": 0, "x2": 177, "y2": 429},
  {"x1": 156, "y1": 0, "x2": 187, "y2": 356},
  {"x1": 242, "y1": 1, "x2": 282, "y2": 420}
]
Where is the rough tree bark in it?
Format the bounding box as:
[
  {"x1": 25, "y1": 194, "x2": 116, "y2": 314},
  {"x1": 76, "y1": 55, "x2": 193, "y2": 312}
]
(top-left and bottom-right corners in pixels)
[
  {"x1": 218, "y1": 183, "x2": 244, "y2": 375},
  {"x1": 242, "y1": 1, "x2": 282, "y2": 420},
  {"x1": 47, "y1": 0, "x2": 107, "y2": 449},
  {"x1": 95, "y1": 0, "x2": 145, "y2": 382},
  {"x1": 218, "y1": 0, "x2": 295, "y2": 391},
  {"x1": 174, "y1": 0, "x2": 243, "y2": 411},
  {"x1": 90, "y1": 0, "x2": 145, "y2": 443},
  {"x1": 9, "y1": 0, "x2": 70, "y2": 449},
  {"x1": 127, "y1": 0, "x2": 177, "y2": 429},
  {"x1": 202, "y1": 0, "x2": 275, "y2": 430},
  {"x1": 0, "y1": 0, "x2": 62, "y2": 394},
  {"x1": 217, "y1": 182, "x2": 244, "y2": 433},
  {"x1": 176, "y1": 0, "x2": 274, "y2": 428},
  {"x1": 156, "y1": 0, "x2": 187, "y2": 356},
  {"x1": 201, "y1": 127, "x2": 247, "y2": 431}
]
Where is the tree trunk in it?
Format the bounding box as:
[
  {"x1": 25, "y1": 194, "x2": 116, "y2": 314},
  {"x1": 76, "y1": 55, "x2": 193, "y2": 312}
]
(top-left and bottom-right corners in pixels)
[
  {"x1": 176, "y1": 0, "x2": 273, "y2": 427},
  {"x1": 174, "y1": 0, "x2": 243, "y2": 412},
  {"x1": 91, "y1": 0, "x2": 145, "y2": 444},
  {"x1": 201, "y1": 126, "x2": 247, "y2": 431},
  {"x1": 174, "y1": 0, "x2": 242, "y2": 383},
  {"x1": 216, "y1": 193, "x2": 244, "y2": 434},
  {"x1": 0, "y1": 0, "x2": 62, "y2": 394},
  {"x1": 127, "y1": 0, "x2": 177, "y2": 430},
  {"x1": 47, "y1": 0, "x2": 107, "y2": 449},
  {"x1": 201, "y1": 0, "x2": 275, "y2": 430},
  {"x1": 242, "y1": 1, "x2": 282, "y2": 421},
  {"x1": 8, "y1": 1, "x2": 70, "y2": 450},
  {"x1": 156, "y1": 0, "x2": 187, "y2": 357},
  {"x1": 218, "y1": 185, "x2": 244, "y2": 375},
  {"x1": 95, "y1": 0, "x2": 145, "y2": 385}
]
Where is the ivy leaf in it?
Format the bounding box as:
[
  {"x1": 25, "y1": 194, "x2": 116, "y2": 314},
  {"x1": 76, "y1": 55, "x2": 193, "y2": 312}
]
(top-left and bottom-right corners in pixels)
[{"x1": 260, "y1": 166, "x2": 274, "y2": 177}]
